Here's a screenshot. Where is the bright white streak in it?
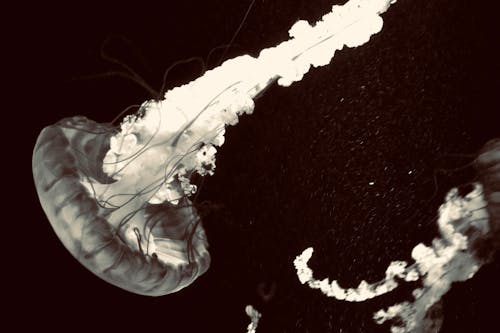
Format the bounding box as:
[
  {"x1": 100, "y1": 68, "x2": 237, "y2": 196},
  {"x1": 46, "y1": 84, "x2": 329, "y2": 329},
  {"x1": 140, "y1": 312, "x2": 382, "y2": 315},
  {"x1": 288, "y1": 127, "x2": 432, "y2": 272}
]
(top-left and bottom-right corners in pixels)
[{"x1": 99, "y1": 0, "x2": 398, "y2": 206}]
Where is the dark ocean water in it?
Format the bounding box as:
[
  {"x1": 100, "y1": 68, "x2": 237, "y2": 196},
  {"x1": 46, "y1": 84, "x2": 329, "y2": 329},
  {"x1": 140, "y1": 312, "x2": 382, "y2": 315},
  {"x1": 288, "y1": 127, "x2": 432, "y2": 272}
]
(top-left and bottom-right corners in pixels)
[{"x1": 23, "y1": 1, "x2": 499, "y2": 332}]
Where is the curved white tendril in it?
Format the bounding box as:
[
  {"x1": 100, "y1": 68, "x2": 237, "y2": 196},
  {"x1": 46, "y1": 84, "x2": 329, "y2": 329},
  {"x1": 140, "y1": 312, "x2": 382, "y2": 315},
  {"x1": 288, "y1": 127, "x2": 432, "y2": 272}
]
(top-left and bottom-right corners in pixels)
[{"x1": 294, "y1": 183, "x2": 491, "y2": 332}]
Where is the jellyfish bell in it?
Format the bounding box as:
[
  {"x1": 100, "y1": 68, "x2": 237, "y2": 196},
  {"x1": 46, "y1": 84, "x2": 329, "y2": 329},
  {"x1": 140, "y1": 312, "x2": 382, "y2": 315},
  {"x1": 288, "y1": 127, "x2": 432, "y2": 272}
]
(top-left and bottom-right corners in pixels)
[
  {"x1": 473, "y1": 138, "x2": 500, "y2": 255},
  {"x1": 32, "y1": 112, "x2": 211, "y2": 296},
  {"x1": 439, "y1": 137, "x2": 500, "y2": 261},
  {"x1": 475, "y1": 138, "x2": 500, "y2": 228}
]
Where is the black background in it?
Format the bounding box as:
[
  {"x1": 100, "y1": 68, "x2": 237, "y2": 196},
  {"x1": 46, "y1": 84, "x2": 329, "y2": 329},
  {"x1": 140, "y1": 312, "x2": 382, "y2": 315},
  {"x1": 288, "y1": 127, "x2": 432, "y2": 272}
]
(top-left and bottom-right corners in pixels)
[{"x1": 17, "y1": 0, "x2": 500, "y2": 332}]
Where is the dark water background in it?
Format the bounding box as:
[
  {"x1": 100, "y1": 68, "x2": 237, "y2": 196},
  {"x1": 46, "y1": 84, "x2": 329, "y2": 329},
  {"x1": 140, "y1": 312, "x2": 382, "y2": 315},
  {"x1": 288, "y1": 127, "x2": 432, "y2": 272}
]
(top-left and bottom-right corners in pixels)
[{"x1": 20, "y1": 0, "x2": 499, "y2": 332}]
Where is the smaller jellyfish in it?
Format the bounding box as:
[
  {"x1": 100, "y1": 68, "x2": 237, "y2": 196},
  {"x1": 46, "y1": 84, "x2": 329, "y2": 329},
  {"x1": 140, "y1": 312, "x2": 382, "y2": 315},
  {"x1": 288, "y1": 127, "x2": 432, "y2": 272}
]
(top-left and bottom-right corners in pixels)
[{"x1": 295, "y1": 137, "x2": 500, "y2": 333}]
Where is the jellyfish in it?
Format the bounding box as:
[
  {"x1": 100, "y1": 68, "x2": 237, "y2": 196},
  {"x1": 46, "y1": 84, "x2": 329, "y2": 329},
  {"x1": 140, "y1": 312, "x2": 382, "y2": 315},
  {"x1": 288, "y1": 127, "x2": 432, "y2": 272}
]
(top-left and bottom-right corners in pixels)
[
  {"x1": 33, "y1": 0, "x2": 398, "y2": 296},
  {"x1": 294, "y1": 137, "x2": 500, "y2": 332}
]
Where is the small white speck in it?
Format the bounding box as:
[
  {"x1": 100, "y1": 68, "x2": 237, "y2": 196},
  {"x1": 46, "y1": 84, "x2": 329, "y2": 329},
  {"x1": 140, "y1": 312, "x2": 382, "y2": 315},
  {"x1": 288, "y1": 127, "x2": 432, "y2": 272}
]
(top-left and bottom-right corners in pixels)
[
  {"x1": 369, "y1": 181, "x2": 375, "y2": 186},
  {"x1": 408, "y1": 170, "x2": 413, "y2": 175}
]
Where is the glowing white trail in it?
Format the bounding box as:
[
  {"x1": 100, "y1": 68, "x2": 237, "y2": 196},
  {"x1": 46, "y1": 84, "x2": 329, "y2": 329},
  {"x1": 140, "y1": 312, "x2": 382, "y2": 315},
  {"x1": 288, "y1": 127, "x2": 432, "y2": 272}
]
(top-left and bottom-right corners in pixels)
[{"x1": 100, "y1": 0, "x2": 397, "y2": 206}]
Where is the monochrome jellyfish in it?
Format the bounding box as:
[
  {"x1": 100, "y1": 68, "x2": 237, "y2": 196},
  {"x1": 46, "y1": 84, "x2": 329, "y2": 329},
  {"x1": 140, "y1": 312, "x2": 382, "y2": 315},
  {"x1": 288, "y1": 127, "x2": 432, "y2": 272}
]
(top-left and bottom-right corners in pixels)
[
  {"x1": 32, "y1": 0, "x2": 399, "y2": 296},
  {"x1": 294, "y1": 138, "x2": 500, "y2": 332}
]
